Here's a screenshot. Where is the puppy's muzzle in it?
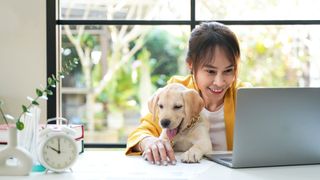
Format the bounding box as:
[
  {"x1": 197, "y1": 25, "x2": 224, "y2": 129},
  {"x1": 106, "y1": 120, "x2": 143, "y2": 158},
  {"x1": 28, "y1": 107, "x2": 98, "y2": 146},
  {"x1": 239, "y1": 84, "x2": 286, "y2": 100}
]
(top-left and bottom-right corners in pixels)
[{"x1": 160, "y1": 119, "x2": 171, "y2": 128}]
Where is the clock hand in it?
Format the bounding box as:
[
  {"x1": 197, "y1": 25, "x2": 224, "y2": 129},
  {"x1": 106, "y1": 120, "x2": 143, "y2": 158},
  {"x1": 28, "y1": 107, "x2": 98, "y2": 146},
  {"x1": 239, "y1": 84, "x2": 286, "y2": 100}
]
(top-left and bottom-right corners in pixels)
[
  {"x1": 58, "y1": 137, "x2": 61, "y2": 153},
  {"x1": 47, "y1": 145, "x2": 59, "y2": 153}
]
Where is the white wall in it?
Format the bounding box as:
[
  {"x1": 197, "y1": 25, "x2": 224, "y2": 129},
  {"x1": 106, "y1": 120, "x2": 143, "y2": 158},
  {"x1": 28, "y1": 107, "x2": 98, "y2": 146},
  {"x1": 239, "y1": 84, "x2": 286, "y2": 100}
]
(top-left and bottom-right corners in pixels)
[{"x1": 0, "y1": 0, "x2": 46, "y2": 123}]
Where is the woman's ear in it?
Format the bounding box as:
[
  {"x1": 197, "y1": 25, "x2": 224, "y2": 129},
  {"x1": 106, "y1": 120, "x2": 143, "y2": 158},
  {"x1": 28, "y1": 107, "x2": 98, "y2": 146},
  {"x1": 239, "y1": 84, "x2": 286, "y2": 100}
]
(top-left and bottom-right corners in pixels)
[{"x1": 186, "y1": 59, "x2": 193, "y2": 72}]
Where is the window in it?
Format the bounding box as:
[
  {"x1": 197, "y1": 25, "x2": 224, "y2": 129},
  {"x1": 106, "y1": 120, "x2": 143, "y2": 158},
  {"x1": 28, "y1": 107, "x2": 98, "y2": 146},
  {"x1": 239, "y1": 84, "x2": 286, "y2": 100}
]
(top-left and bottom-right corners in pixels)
[{"x1": 47, "y1": 0, "x2": 320, "y2": 147}]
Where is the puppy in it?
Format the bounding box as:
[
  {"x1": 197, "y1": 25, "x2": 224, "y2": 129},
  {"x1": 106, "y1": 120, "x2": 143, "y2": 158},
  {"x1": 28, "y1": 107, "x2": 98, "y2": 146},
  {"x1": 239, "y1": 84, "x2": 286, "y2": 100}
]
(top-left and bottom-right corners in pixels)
[{"x1": 148, "y1": 83, "x2": 212, "y2": 163}]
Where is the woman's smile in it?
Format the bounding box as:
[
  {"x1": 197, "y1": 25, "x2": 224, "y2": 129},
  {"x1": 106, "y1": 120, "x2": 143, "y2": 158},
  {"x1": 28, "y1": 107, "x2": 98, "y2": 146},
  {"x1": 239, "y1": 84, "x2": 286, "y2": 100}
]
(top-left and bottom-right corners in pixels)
[{"x1": 208, "y1": 87, "x2": 224, "y2": 94}]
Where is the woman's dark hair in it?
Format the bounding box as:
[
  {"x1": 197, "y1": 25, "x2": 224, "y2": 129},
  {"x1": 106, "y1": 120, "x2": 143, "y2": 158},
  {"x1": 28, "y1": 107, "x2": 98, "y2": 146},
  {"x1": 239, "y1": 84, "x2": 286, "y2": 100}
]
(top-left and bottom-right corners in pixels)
[{"x1": 186, "y1": 21, "x2": 240, "y2": 76}]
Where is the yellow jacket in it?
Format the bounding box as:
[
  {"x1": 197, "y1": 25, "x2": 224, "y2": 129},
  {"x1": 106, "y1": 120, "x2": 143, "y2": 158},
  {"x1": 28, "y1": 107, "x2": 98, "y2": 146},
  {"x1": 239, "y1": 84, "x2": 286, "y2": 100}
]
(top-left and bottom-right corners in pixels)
[{"x1": 125, "y1": 74, "x2": 250, "y2": 155}]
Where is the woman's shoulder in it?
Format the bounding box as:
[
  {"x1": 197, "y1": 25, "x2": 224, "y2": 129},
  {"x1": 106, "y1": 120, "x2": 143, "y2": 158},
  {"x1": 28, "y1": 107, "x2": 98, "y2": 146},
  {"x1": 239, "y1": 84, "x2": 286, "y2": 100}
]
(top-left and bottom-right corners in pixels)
[
  {"x1": 167, "y1": 75, "x2": 197, "y2": 89},
  {"x1": 167, "y1": 75, "x2": 192, "y2": 83}
]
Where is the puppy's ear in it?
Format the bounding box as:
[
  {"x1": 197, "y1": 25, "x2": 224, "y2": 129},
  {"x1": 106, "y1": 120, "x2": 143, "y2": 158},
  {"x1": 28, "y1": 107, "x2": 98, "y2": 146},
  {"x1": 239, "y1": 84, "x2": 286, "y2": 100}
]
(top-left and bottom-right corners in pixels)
[
  {"x1": 148, "y1": 87, "x2": 163, "y2": 121},
  {"x1": 181, "y1": 89, "x2": 204, "y2": 129}
]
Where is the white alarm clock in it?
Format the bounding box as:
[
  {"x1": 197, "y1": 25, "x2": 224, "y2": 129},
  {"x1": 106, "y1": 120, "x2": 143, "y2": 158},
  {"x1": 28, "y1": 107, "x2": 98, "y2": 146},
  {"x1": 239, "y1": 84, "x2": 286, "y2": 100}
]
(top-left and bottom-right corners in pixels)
[{"x1": 37, "y1": 117, "x2": 79, "y2": 173}]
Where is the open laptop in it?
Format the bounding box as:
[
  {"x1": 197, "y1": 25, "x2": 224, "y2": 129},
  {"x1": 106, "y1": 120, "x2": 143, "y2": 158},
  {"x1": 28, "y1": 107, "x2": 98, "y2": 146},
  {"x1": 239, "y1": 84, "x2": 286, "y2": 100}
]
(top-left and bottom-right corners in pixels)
[{"x1": 205, "y1": 87, "x2": 320, "y2": 168}]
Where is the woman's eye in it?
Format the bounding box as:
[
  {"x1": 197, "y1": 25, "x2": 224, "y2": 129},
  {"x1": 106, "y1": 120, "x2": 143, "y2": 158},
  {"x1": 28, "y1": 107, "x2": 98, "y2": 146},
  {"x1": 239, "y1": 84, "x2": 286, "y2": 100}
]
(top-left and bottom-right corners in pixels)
[
  {"x1": 174, "y1": 105, "x2": 182, "y2": 109},
  {"x1": 206, "y1": 69, "x2": 216, "y2": 74},
  {"x1": 159, "y1": 104, "x2": 163, "y2": 109},
  {"x1": 224, "y1": 69, "x2": 234, "y2": 74}
]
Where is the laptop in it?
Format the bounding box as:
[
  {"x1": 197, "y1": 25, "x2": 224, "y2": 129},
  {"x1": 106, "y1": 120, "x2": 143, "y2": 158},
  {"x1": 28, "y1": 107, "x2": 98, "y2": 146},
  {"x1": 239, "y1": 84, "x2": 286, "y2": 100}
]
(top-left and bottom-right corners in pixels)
[{"x1": 205, "y1": 87, "x2": 320, "y2": 168}]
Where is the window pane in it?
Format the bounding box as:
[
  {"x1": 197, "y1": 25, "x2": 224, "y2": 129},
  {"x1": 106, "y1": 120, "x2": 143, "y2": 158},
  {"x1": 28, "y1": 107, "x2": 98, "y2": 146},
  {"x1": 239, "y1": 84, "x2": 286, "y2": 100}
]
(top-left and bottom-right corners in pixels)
[
  {"x1": 60, "y1": 25, "x2": 190, "y2": 143},
  {"x1": 231, "y1": 25, "x2": 320, "y2": 87},
  {"x1": 197, "y1": 0, "x2": 320, "y2": 20},
  {"x1": 60, "y1": 0, "x2": 190, "y2": 20}
]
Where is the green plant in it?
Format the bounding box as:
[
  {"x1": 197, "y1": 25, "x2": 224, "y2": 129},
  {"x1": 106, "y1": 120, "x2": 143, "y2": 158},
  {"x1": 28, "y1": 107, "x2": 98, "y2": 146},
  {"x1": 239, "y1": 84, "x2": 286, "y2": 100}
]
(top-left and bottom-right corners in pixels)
[{"x1": 0, "y1": 58, "x2": 79, "y2": 130}]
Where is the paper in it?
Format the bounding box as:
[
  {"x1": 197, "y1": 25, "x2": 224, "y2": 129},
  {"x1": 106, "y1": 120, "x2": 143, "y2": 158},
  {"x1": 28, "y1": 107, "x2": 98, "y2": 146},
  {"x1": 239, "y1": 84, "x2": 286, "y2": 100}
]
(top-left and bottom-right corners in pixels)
[{"x1": 72, "y1": 151, "x2": 213, "y2": 179}]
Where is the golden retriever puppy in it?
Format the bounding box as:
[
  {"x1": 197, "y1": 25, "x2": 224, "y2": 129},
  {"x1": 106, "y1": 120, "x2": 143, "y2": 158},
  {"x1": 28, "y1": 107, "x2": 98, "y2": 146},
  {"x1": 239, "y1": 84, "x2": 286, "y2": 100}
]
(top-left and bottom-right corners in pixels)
[{"x1": 148, "y1": 83, "x2": 212, "y2": 163}]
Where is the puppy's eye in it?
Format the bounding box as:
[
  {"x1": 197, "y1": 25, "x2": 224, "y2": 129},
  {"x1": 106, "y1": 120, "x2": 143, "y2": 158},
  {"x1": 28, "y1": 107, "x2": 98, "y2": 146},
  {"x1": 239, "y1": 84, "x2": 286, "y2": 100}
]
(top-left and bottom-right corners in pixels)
[
  {"x1": 174, "y1": 105, "x2": 182, "y2": 109},
  {"x1": 159, "y1": 104, "x2": 163, "y2": 109}
]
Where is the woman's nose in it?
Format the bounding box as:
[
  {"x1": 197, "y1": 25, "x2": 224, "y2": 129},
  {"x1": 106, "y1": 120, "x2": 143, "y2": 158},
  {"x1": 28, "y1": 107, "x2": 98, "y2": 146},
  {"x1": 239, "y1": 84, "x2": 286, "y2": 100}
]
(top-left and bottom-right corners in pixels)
[{"x1": 213, "y1": 74, "x2": 225, "y2": 86}]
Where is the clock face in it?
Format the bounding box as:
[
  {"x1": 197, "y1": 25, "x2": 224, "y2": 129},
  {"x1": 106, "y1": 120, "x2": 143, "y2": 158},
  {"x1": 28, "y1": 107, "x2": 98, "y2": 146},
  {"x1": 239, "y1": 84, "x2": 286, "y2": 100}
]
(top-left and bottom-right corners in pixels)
[{"x1": 41, "y1": 134, "x2": 78, "y2": 171}]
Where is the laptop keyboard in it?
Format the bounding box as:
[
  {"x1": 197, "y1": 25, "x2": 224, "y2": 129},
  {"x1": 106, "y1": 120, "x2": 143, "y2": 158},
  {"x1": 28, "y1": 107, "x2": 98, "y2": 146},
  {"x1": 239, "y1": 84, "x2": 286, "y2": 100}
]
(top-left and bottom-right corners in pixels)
[{"x1": 221, "y1": 157, "x2": 232, "y2": 162}]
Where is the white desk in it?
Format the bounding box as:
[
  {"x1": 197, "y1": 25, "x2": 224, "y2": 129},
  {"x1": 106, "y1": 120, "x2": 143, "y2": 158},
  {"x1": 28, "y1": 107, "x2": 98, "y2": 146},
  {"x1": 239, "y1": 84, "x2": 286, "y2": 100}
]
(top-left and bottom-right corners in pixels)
[{"x1": 3, "y1": 149, "x2": 320, "y2": 180}]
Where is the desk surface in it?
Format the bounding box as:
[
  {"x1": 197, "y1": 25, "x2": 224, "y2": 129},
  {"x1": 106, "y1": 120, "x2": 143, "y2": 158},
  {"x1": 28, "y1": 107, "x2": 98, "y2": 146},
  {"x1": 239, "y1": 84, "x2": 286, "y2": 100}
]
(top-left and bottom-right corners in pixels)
[{"x1": 3, "y1": 149, "x2": 320, "y2": 180}]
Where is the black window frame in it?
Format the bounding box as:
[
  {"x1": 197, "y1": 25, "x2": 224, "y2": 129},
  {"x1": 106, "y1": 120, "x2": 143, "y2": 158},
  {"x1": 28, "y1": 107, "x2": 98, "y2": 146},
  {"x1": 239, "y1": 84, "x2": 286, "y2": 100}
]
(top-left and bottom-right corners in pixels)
[{"x1": 47, "y1": 0, "x2": 320, "y2": 148}]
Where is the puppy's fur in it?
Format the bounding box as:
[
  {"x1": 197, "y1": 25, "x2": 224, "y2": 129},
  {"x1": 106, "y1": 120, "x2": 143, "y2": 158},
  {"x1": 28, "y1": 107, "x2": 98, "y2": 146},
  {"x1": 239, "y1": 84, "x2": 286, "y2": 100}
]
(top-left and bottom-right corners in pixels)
[{"x1": 148, "y1": 83, "x2": 212, "y2": 163}]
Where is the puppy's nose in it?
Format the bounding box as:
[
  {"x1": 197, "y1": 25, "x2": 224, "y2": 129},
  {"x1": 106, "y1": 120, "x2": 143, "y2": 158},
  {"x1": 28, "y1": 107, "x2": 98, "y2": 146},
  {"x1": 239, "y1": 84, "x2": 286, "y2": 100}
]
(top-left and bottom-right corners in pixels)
[{"x1": 160, "y1": 119, "x2": 171, "y2": 128}]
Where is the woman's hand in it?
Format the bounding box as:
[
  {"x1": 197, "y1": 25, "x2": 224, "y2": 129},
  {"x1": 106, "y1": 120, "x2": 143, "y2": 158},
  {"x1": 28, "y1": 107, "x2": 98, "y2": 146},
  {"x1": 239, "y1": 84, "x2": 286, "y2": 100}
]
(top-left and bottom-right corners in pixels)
[{"x1": 140, "y1": 136, "x2": 176, "y2": 166}]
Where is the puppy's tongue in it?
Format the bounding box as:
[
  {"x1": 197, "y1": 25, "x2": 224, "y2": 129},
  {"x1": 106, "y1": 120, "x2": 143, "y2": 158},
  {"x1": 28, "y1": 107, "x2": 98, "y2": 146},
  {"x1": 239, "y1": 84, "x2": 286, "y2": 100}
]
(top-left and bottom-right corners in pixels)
[{"x1": 166, "y1": 128, "x2": 178, "y2": 141}]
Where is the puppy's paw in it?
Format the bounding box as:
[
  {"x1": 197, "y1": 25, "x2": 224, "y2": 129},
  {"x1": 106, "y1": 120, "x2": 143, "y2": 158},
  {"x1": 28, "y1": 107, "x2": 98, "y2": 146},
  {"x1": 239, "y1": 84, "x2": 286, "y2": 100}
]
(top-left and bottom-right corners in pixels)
[{"x1": 180, "y1": 149, "x2": 203, "y2": 163}]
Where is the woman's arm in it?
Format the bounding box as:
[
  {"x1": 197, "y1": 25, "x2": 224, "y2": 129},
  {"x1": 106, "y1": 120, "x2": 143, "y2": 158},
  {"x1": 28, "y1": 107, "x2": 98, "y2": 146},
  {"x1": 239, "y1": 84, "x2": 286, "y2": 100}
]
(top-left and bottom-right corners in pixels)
[
  {"x1": 125, "y1": 113, "x2": 161, "y2": 155},
  {"x1": 125, "y1": 112, "x2": 176, "y2": 165}
]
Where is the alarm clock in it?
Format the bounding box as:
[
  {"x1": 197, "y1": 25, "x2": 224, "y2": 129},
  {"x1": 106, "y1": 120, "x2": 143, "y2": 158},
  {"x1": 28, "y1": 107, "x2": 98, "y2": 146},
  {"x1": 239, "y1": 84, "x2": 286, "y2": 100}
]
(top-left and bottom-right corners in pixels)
[{"x1": 37, "y1": 117, "x2": 79, "y2": 173}]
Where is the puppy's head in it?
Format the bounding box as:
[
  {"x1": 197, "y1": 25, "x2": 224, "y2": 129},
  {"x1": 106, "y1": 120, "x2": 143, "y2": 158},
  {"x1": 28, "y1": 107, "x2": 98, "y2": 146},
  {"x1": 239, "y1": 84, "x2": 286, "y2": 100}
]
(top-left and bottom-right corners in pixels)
[{"x1": 148, "y1": 83, "x2": 204, "y2": 140}]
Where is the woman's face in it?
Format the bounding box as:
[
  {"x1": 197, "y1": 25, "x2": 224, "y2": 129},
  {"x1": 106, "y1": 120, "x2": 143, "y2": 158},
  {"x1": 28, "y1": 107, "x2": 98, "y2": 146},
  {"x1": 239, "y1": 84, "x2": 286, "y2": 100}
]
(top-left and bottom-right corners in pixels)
[{"x1": 191, "y1": 46, "x2": 236, "y2": 111}]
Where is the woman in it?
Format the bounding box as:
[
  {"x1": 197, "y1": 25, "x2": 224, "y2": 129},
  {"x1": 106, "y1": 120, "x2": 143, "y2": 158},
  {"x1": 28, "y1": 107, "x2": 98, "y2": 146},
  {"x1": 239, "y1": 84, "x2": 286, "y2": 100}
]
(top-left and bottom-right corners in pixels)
[{"x1": 126, "y1": 21, "x2": 251, "y2": 166}]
